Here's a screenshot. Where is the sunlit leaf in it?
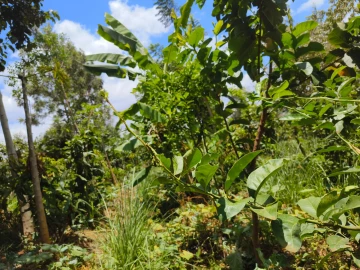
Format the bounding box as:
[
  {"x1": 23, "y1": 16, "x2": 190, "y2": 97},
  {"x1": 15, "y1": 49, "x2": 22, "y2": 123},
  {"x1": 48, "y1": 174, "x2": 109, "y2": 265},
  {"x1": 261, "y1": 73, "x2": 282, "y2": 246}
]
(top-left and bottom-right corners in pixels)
[
  {"x1": 326, "y1": 235, "x2": 350, "y2": 252},
  {"x1": 247, "y1": 159, "x2": 285, "y2": 199},
  {"x1": 195, "y1": 164, "x2": 218, "y2": 189},
  {"x1": 217, "y1": 197, "x2": 251, "y2": 221},
  {"x1": 251, "y1": 202, "x2": 278, "y2": 220},
  {"x1": 293, "y1": 21, "x2": 318, "y2": 37},
  {"x1": 272, "y1": 214, "x2": 302, "y2": 252},
  {"x1": 188, "y1": 27, "x2": 204, "y2": 47},
  {"x1": 297, "y1": 196, "x2": 321, "y2": 218},
  {"x1": 225, "y1": 151, "x2": 262, "y2": 191},
  {"x1": 213, "y1": 20, "x2": 224, "y2": 35}
]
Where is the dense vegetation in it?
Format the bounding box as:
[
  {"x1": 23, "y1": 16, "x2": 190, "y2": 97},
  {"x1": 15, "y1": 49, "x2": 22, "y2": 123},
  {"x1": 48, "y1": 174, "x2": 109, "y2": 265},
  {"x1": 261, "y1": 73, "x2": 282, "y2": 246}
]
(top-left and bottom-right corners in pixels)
[{"x1": 1, "y1": 0, "x2": 360, "y2": 269}]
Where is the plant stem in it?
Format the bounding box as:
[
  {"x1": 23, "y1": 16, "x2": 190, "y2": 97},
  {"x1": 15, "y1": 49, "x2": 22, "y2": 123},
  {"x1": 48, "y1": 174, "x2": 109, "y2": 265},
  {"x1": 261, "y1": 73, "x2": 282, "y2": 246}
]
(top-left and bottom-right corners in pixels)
[
  {"x1": 306, "y1": 219, "x2": 360, "y2": 231},
  {"x1": 222, "y1": 115, "x2": 240, "y2": 159},
  {"x1": 249, "y1": 2, "x2": 266, "y2": 266}
]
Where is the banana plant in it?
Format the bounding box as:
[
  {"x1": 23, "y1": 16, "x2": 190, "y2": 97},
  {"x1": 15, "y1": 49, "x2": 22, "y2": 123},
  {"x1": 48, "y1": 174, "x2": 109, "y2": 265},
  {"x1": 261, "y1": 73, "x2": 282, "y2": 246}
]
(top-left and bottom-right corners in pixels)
[{"x1": 84, "y1": 13, "x2": 160, "y2": 80}]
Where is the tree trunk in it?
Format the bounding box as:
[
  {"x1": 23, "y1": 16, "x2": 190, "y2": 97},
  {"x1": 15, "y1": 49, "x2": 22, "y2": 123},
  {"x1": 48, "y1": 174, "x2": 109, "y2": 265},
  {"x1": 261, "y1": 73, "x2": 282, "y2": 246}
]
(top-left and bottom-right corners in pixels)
[
  {"x1": 0, "y1": 91, "x2": 35, "y2": 237},
  {"x1": 19, "y1": 74, "x2": 50, "y2": 244}
]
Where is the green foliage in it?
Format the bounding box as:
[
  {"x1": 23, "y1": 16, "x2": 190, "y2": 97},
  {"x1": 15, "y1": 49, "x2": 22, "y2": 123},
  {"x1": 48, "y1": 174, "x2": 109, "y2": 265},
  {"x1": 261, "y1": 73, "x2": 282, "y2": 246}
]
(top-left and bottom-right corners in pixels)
[
  {"x1": 0, "y1": 0, "x2": 59, "y2": 71},
  {"x1": 1, "y1": 243, "x2": 91, "y2": 270},
  {"x1": 82, "y1": 0, "x2": 360, "y2": 264},
  {"x1": 3, "y1": 0, "x2": 360, "y2": 269}
]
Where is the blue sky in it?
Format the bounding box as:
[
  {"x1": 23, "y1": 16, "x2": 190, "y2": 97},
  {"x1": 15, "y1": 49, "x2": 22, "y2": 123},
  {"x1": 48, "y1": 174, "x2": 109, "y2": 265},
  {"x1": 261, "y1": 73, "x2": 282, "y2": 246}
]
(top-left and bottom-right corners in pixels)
[{"x1": 0, "y1": 0, "x2": 329, "y2": 140}]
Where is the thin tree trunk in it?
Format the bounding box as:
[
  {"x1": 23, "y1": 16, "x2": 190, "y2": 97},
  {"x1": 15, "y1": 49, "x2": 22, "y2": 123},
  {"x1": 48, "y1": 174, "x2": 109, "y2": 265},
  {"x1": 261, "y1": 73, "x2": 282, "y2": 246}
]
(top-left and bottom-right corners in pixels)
[
  {"x1": 0, "y1": 91, "x2": 35, "y2": 237},
  {"x1": 249, "y1": 61, "x2": 273, "y2": 267},
  {"x1": 19, "y1": 74, "x2": 50, "y2": 244}
]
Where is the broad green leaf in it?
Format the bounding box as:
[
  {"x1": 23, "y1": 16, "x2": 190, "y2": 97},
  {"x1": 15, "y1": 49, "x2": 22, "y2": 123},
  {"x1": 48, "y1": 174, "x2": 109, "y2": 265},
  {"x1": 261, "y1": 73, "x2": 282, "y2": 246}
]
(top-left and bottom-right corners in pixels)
[
  {"x1": 86, "y1": 53, "x2": 136, "y2": 67},
  {"x1": 132, "y1": 166, "x2": 152, "y2": 186},
  {"x1": 351, "y1": 118, "x2": 360, "y2": 125},
  {"x1": 343, "y1": 196, "x2": 360, "y2": 211},
  {"x1": 295, "y1": 33, "x2": 310, "y2": 48},
  {"x1": 256, "y1": 194, "x2": 276, "y2": 206},
  {"x1": 225, "y1": 251, "x2": 243, "y2": 270},
  {"x1": 247, "y1": 159, "x2": 285, "y2": 199},
  {"x1": 328, "y1": 27, "x2": 351, "y2": 47},
  {"x1": 213, "y1": 20, "x2": 224, "y2": 35},
  {"x1": 251, "y1": 202, "x2": 278, "y2": 220},
  {"x1": 319, "y1": 104, "x2": 332, "y2": 117},
  {"x1": 296, "y1": 42, "x2": 324, "y2": 58},
  {"x1": 105, "y1": 13, "x2": 143, "y2": 46},
  {"x1": 295, "y1": 62, "x2": 313, "y2": 76},
  {"x1": 281, "y1": 33, "x2": 294, "y2": 48},
  {"x1": 317, "y1": 191, "x2": 341, "y2": 217},
  {"x1": 98, "y1": 25, "x2": 139, "y2": 54},
  {"x1": 216, "y1": 40, "x2": 226, "y2": 48},
  {"x1": 163, "y1": 45, "x2": 179, "y2": 63},
  {"x1": 297, "y1": 196, "x2": 321, "y2": 218},
  {"x1": 271, "y1": 214, "x2": 302, "y2": 252},
  {"x1": 183, "y1": 148, "x2": 202, "y2": 173},
  {"x1": 273, "y1": 90, "x2": 295, "y2": 100},
  {"x1": 352, "y1": 254, "x2": 360, "y2": 268},
  {"x1": 300, "y1": 223, "x2": 316, "y2": 239},
  {"x1": 188, "y1": 27, "x2": 204, "y2": 47},
  {"x1": 179, "y1": 0, "x2": 195, "y2": 28},
  {"x1": 326, "y1": 235, "x2": 350, "y2": 252},
  {"x1": 268, "y1": 81, "x2": 289, "y2": 97},
  {"x1": 158, "y1": 154, "x2": 171, "y2": 170},
  {"x1": 195, "y1": 164, "x2": 218, "y2": 189},
  {"x1": 139, "y1": 103, "x2": 166, "y2": 123},
  {"x1": 199, "y1": 153, "x2": 220, "y2": 165},
  {"x1": 316, "y1": 122, "x2": 335, "y2": 130},
  {"x1": 225, "y1": 151, "x2": 262, "y2": 191},
  {"x1": 324, "y1": 196, "x2": 360, "y2": 221},
  {"x1": 217, "y1": 197, "x2": 251, "y2": 221},
  {"x1": 116, "y1": 136, "x2": 153, "y2": 152},
  {"x1": 293, "y1": 21, "x2": 318, "y2": 37},
  {"x1": 172, "y1": 155, "x2": 184, "y2": 175},
  {"x1": 84, "y1": 64, "x2": 129, "y2": 79}
]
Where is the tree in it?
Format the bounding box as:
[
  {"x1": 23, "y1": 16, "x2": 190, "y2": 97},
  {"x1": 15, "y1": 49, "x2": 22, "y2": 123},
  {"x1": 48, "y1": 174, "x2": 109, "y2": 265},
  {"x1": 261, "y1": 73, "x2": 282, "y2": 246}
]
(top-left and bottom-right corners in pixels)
[
  {"x1": 0, "y1": 0, "x2": 58, "y2": 71},
  {"x1": 154, "y1": 0, "x2": 178, "y2": 27},
  {"x1": 10, "y1": 26, "x2": 106, "y2": 133},
  {"x1": 0, "y1": 92, "x2": 34, "y2": 237},
  {"x1": 19, "y1": 72, "x2": 50, "y2": 243}
]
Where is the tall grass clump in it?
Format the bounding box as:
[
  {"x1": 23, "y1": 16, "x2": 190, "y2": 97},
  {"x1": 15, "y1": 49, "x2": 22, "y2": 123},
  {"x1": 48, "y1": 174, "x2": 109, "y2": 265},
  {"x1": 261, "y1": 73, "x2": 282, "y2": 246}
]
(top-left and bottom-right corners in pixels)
[
  {"x1": 267, "y1": 138, "x2": 327, "y2": 204},
  {"x1": 98, "y1": 182, "x2": 172, "y2": 270}
]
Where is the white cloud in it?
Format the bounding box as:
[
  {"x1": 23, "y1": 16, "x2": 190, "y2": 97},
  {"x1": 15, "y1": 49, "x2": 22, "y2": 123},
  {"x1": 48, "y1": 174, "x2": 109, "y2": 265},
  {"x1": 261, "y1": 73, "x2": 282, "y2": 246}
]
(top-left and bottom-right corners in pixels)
[
  {"x1": 242, "y1": 73, "x2": 256, "y2": 92},
  {"x1": 53, "y1": 0, "x2": 170, "y2": 54},
  {"x1": 296, "y1": 0, "x2": 325, "y2": 14},
  {"x1": 53, "y1": 20, "x2": 120, "y2": 55},
  {"x1": 102, "y1": 75, "x2": 138, "y2": 112}
]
